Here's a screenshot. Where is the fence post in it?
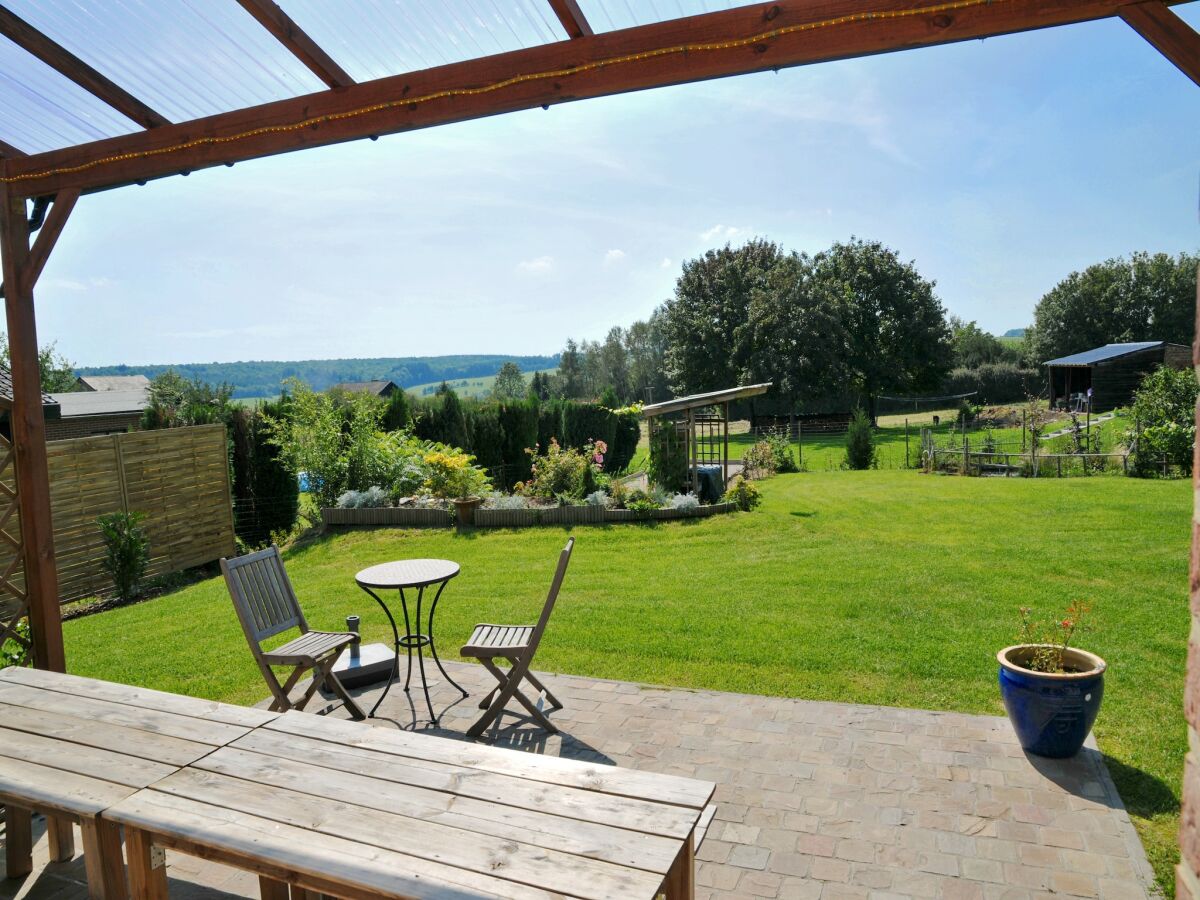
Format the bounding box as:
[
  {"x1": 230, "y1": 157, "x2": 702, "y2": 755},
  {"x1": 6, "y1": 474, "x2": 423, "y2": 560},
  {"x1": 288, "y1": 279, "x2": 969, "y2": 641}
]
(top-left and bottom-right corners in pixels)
[
  {"x1": 112, "y1": 433, "x2": 130, "y2": 514},
  {"x1": 1057, "y1": 456, "x2": 1062, "y2": 478},
  {"x1": 905, "y1": 418, "x2": 909, "y2": 469},
  {"x1": 963, "y1": 436, "x2": 969, "y2": 476}
]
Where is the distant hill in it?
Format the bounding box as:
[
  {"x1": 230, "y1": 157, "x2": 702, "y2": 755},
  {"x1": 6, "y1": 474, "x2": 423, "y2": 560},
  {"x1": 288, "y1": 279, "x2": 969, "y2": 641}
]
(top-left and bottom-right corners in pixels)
[
  {"x1": 407, "y1": 368, "x2": 559, "y2": 400},
  {"x1": 1002, "y1": 328, "x2": 1026, "y2": 338},
  {"x1": 77, "y1": 355, "x2": 560, "y2": 399}
]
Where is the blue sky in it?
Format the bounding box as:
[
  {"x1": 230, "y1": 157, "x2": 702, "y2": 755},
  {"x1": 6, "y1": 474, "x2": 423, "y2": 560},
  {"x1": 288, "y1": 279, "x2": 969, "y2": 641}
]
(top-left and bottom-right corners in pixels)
[{"x1": 30, "y1": 7, "x2": 1200, "y2": 367}]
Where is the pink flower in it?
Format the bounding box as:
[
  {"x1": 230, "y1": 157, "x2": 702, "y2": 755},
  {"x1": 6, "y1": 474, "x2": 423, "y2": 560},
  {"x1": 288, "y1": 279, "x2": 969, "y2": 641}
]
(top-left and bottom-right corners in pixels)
[{"x1": 593, "y1": 453, "x2": 604, "y2": 464}]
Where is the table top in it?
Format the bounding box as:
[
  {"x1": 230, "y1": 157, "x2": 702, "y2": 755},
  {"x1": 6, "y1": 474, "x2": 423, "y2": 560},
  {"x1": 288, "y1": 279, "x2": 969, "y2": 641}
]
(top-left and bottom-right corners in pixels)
[
  {"x1": 356, "y1": 557, "x2": 460, "y2": 589},
  {"x1": 0, "y1": 666, "x2": 277, "y2": 817},
  {"x1": 105, "y1": 708, "x2": 715, "y2": 899}
]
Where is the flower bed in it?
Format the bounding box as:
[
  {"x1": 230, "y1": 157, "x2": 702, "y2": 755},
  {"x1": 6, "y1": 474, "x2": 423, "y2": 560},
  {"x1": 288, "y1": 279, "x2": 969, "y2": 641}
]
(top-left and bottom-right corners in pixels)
[{"x1": 322, "y1": 501, "x2": 738, "y2": 528}]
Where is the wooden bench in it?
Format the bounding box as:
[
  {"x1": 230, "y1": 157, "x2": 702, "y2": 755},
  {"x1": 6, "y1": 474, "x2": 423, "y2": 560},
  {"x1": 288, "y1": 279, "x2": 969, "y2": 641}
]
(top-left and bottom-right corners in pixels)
[
  {"x1": 0, "y1": 666, "x2": 275, "y2": 899},
  {"x1": 105, "y1": 709, "x2": 716, "y2": 899}
]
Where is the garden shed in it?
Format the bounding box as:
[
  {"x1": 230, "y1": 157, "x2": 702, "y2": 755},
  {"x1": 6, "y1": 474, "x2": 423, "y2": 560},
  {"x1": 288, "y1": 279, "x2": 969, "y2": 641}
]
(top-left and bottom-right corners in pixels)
[
  {"x1": 643, "y1": 383, "x2": 770, "y2": 497},
  {"x1": 1044, "y1": 340, "x2": 1190, "y2": 411}
]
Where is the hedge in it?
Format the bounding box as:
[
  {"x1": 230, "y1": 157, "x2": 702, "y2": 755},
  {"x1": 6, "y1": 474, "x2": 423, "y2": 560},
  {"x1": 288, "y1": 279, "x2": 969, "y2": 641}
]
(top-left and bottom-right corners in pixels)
[{"x1": 941, "y1": 363, "x2": 1042, "y2": 405}]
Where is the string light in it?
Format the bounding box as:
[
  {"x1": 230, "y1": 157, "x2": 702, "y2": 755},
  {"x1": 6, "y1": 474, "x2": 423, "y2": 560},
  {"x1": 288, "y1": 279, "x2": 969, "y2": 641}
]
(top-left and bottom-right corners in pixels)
[{"x1": 0, "y1": 0, "x2": 1000, "y2": 187}]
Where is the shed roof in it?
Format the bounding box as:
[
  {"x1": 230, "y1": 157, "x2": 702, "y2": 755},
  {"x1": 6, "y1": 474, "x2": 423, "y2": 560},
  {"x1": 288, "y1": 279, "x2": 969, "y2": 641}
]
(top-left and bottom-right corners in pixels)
[
  {"x1": 332, "y1": 380, "x2": 396, "y2": 396},
  {"x1": 77, "y1": 374, "x2": 151, "y2": 392},
  {"x1": 642, "y1": 383, "x2": 771, "y2": 419},
  {"x1": 0, "y1": 366, "x2": 60, "y2": 418},
  {"x1": 48, "y1": 389, "x2": 147, "y2": 418},
  {"x1": 1043, "y1": 341, "x2": 1184, "y2": 367}
]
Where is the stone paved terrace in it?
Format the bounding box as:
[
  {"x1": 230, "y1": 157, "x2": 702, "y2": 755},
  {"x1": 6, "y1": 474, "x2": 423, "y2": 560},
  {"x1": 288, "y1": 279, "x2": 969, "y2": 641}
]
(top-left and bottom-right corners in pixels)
[{"x1": 1, "y1": 661, "x2": 1155, "y2": 899}]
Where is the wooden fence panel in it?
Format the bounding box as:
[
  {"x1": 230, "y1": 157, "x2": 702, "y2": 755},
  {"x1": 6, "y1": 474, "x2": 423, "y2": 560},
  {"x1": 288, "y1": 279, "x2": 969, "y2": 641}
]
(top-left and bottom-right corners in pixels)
[{"x1": 0, "y1": 424, "x2": 237, "y2": 604}]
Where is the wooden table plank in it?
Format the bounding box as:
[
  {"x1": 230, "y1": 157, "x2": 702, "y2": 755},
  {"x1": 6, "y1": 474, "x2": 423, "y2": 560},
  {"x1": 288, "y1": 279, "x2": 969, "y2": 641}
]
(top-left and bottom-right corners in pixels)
[
  {"x1": 106, "y1": 789, "x2": 568, "y2": 900},
  {"x1": 234, "y1": 727, "x2": 699, "y2": 840},
  {"x1": 0, "y1": 700, "x2": 213, "y2": 766},
  {"x1": 267, "y1": 711, "x2": 714, "y2": 810},
  {"x1": 192, "y1": 745, "x2": 680, "y2": 873},
  {"x1": 0, "y1": 755, "x2": 134, "y2": 817},
  {"x1": 154, "y1": 766, "x2": 664, "y2": 900},
  {"x1": 0, "y1": 666, "x2": 275, "y2": 728},
  {"x1": 0, "y1": 725, "x2": 177, "y2": 788},
  {"x1": 0, "y1": 681, "x2": 252, "y2": 745}
]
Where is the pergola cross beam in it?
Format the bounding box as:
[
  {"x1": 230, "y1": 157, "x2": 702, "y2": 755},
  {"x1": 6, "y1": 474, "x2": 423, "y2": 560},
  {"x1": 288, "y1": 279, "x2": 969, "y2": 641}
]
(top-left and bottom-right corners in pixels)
[
  {"x1": 1119, "y1": 1, "x2": 1200, "y2": 85},
  {"x1": 233, "y1": 0, "x2": 356, "y2": 89},
  {"x1": 0, "y1": 138, "x2": 26, "y2": 160},
  {"x1": 0, "y1": 5, "x2": 170, "y2": 130},
  {"x1": 547, "y1": 0, "x2": 593, "y2": 39}
]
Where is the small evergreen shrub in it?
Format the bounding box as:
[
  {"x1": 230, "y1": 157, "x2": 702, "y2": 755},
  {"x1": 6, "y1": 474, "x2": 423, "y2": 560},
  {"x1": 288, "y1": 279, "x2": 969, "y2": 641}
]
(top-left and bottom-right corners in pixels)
[
  {"x1": 483, "y1": 492, "x2": 530, "y2": 510},
  {"x1": 97, "y1": 511, "x2": 150, "y2": 602},
  {"x1": 844, "y1": 408, "x2": 877, "y2": 470},
  {"x1": 767, "y1": 433, "x2": 798, "y2": 473},
  {"x1": 337, "y1": 486, "x2": 389, "y2": 509},
  {"x1": 669, "y1": 492, "x2": 700, "y2": 510},
  {"x1": 585, "y1": 489, "x2": 612, "y2": 508},
  {"x1": 722, "y1": 475, "x2": 762, "y2": 512}
]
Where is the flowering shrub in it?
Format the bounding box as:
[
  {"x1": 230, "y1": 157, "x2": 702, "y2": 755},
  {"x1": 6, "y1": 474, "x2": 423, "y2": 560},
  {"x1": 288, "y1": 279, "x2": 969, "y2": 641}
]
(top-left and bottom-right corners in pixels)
[
  {"x1": 742, "y1": 440, "x2": 777, "y2": 479},
  {"x1": 423, "y1": 449, "x2": 491, "y2": 499},
  {"x1": 518, "y1": 439, "x2": 603, "y2": 502},
  {"x1": 1016, "y1": 601, "x2": 1091, "y2": 673}
]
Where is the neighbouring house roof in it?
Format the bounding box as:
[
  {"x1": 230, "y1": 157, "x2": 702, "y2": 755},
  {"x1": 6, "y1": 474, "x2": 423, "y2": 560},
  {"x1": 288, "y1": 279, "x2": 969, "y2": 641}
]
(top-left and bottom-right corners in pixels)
[
  {"x1": 49, "y1": 389, "x2": 148, "y2": 418},
  {"x1": 332, "y1": 380, "x2": 397, "y2": 397},
  {"x1": 1043, "y1": 341, "x2": 1185, "y2": 367},
  {"x1": 0, "y1": 366, "x2": 61, "y2": 419},
  {"x1": 642, "y1": 383, "x2": 772, "y2": 419},
  {"x1": 77, "y1": 374, "x2": 152, "y2": 392}
]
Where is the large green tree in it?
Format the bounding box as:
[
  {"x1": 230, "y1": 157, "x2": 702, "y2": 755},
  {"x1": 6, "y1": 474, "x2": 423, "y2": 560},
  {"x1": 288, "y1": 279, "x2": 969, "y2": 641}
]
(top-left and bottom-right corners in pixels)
[
  {"x1": 740, "y1": 252, "x2": 848, "y2": 411},
  {"x1": 1026, "y1": 251, "x2": 1198, "y2": 364},
  {"x1": 949, "y1": 317, "x2": 1018, "y2": 368},
  {"x1": 808, "y1": 238, "x2": 952, "y2": 416},
  {"x1": 491, "y1": 361, "x2": 526, "y2": 401},
  {"x1": 661, "y1": 239, "x2": 786, "y2": 394}
]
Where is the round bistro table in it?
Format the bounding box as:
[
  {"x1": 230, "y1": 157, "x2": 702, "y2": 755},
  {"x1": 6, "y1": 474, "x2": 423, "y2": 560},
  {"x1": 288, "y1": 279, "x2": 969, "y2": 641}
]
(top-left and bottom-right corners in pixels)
[{"x1": 355, "y1": 559, "x2": 468, "y2": 722}]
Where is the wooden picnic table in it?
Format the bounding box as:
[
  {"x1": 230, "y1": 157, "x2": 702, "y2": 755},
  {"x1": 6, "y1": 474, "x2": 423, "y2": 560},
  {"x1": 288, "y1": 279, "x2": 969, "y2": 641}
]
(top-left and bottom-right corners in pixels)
[
  {"x1": 1, "y1": 669, "x2": 714, "y2": 899},
  {"x1": 0, "y1": 665, "x2": 276, "y2": 899}
]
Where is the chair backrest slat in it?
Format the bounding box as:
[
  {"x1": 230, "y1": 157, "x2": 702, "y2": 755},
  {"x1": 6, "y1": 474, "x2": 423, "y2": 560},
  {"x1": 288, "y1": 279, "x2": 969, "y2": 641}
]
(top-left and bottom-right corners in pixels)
[
  {"x1": 221, "y1": 545, "x2": 305, "y2": 646},
  {"x1": 527, "y1": 538, "x2": 573, "y2": 655}
]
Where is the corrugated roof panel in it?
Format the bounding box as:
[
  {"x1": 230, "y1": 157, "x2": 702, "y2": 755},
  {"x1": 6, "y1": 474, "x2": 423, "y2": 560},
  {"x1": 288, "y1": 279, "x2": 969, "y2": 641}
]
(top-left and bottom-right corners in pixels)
[
  {"x1": 5, "y1": 0, "x2": 326, "y2": 125},
  {"x1": 1043, "y1": 342, "x2": 1165, "y2": 366},
  {"x1": 277, "y1": 0, "x2": 568, "y2": 83},
  {"x1": 0, "y1": 37, "x2": 138, "y2": 153},
  {"x1": 576, "y1": 0, "x2": 740, "y2": 32}
]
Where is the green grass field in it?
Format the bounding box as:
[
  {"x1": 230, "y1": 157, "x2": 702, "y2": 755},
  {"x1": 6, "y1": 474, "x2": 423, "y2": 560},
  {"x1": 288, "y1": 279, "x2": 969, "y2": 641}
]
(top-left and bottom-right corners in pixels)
[
  {"x1": 407, "y1": 368, "x2": 558, "y2": 400},
  {"x1": 60, "y1": 471, "x2": 1189, "y2": 892}
]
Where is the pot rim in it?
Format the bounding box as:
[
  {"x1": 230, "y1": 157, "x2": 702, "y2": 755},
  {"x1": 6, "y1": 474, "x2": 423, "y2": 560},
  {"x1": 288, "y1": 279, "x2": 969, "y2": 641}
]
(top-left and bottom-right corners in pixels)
[{"x1": 997, "y1": 644, "x2": 1106, "y2": 680}]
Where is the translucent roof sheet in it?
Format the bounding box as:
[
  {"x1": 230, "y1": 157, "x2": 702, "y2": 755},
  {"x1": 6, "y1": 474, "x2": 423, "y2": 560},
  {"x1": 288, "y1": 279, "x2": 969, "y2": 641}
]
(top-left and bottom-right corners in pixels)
[
  {"x1": 277, "y1": 0, "x2": 568, "y2": 83},
  {"x1": 576, "y1": 0, "x2": 742, "y2": 32},
  {"x1": 1044, "y1": 342, "x2": 1170, "y2": 366},
  {"x1": 0, "y1": 36, "x2": 138, "y2": 154},
  {"x1": 5, "y1": 0, "x2": 326, "y2": 125}
]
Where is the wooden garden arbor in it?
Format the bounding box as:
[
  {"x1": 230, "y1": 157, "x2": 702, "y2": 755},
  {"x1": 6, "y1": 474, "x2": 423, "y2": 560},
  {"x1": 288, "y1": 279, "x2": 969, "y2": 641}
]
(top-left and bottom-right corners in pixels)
[
  {"x1": 0, "y1": 0, "x2": 1197, "y2": 890},
  {"x1": 643, "y1": 383, "x2": 771, "y2": 492}
]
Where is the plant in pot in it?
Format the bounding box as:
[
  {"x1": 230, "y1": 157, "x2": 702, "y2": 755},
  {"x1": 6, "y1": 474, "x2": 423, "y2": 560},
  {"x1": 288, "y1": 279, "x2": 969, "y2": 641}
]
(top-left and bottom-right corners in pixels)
[
  {"x1": 422, "y1": 449, "x2": 491, "y2": 525},
  {"x1": 997, "y1": 601, "x2": 1105, "y2": 758}
]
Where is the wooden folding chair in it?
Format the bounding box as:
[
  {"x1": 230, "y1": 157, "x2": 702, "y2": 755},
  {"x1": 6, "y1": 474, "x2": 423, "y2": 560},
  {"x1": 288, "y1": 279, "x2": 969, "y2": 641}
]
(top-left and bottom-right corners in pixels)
[
  {"x1": 461, "y1": 537, "x2": 574, "y2": 738},
  {"x1": 221, "y1": 545, "x2": 365, "y2": 720}
]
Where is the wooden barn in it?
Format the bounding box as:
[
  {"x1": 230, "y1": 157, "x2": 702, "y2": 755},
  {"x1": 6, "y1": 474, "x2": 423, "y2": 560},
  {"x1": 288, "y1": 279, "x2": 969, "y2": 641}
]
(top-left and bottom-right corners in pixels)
[{"x1": 1044, "y1": 341, "x2": 1190, "y2": 412}]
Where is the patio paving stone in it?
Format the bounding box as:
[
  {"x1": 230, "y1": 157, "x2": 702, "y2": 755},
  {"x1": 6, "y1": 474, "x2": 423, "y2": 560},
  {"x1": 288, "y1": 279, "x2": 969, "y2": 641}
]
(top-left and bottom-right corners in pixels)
[{"x1": 0, "y1": 660, "x2": 1156, "y2": 899}]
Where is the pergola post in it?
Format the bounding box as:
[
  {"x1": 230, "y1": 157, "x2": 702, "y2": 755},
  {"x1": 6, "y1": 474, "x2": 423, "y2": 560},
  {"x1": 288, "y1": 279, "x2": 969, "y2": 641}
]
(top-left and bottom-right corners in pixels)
[
  {"x1": 1181, "y1": 265, "x2": 1200, "y2": 899},
  {"x1": 0, "y1": 185, "x2": 64, "y2": 672}
]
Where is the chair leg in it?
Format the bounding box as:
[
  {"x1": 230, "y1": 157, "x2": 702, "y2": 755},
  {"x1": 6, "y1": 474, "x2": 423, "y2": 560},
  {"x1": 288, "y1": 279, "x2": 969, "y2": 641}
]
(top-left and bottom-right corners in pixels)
[
  {"x1": 518, "y1": 666, "x2": 563, "y2": 710},
  {"x1": 316, "y1": 654, "x2": 366, "y2": 720},
  {"x1": 263, "y1": 664, "x2": 302, "y2": 713},
  {"x1": 473, "y1": 658, "x2": 558, "y2": 735},
  {"x1": 467, "y1": 660, "x2": 522, "y2": 738}
]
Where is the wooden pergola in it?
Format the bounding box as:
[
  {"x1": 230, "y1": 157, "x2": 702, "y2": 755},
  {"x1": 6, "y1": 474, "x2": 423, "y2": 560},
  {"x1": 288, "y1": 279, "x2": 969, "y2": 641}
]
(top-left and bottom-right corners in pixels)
[
  {"x1": 643, "y1": 383, "x2": 771, "y2": 491},
  {"x1": 0, "y1": 0, "x2": 1197, "y2": 889}
]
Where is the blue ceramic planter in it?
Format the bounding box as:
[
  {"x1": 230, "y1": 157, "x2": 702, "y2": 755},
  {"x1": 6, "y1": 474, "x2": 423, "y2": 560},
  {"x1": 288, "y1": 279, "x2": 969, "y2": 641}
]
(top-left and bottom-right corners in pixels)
[{"x1": 997, "y1": 645, "x2": 1106, "y2": 758}]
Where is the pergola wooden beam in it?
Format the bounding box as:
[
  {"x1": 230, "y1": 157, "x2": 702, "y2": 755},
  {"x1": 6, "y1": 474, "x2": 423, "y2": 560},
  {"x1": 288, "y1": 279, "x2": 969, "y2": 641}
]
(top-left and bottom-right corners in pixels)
[
  {"x1": 548, "y1": 0, "x2": 593, "y2": 39},
  {"x1": 1119, "y1": 1, "x2": 1200, "y2": 86},
  {"x1": 234, "y1": 0, "x2": 355, "y2": 89},
  {"x1": 0, "y1": 5, "x2": 170, "y2": 130},
  {"x1": 2, "y1": 0, "x2": 1189, "y2": 199},
  {"x1": 24, "y1": 190, "x2": 79, "y2": 290},
  {"x1": 0, "y1": 138, "x2": 25, "y2": 160},
  {"x1": 0, "y1": 184, "x2": 65, "y2": 672}
]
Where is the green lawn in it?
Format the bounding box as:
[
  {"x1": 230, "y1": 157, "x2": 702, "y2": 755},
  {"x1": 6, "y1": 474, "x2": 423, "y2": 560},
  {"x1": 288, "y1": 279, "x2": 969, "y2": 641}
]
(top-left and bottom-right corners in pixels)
[{"x1": 62, "y1": 472, "x2": 1189, "y2": 894}]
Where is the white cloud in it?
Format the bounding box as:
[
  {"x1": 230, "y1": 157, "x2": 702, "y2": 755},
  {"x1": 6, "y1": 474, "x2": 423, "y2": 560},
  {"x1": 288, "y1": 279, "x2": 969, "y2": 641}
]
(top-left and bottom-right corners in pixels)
[
  {"x1": 516, "y1": 255, "x2": 554, "y2": 273},
  {"x1": 660, "y1": 257, "x2": 672, "y2": 269},
  {"x1": 42, "y1": 276, "x2": 115, "y2": 292},
  {"x1": 604, "y1": 249, "x2": 626, "y2": 265},
  {"x1": 699, "y1": 224, "x2": 748, "y2": 243}
]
